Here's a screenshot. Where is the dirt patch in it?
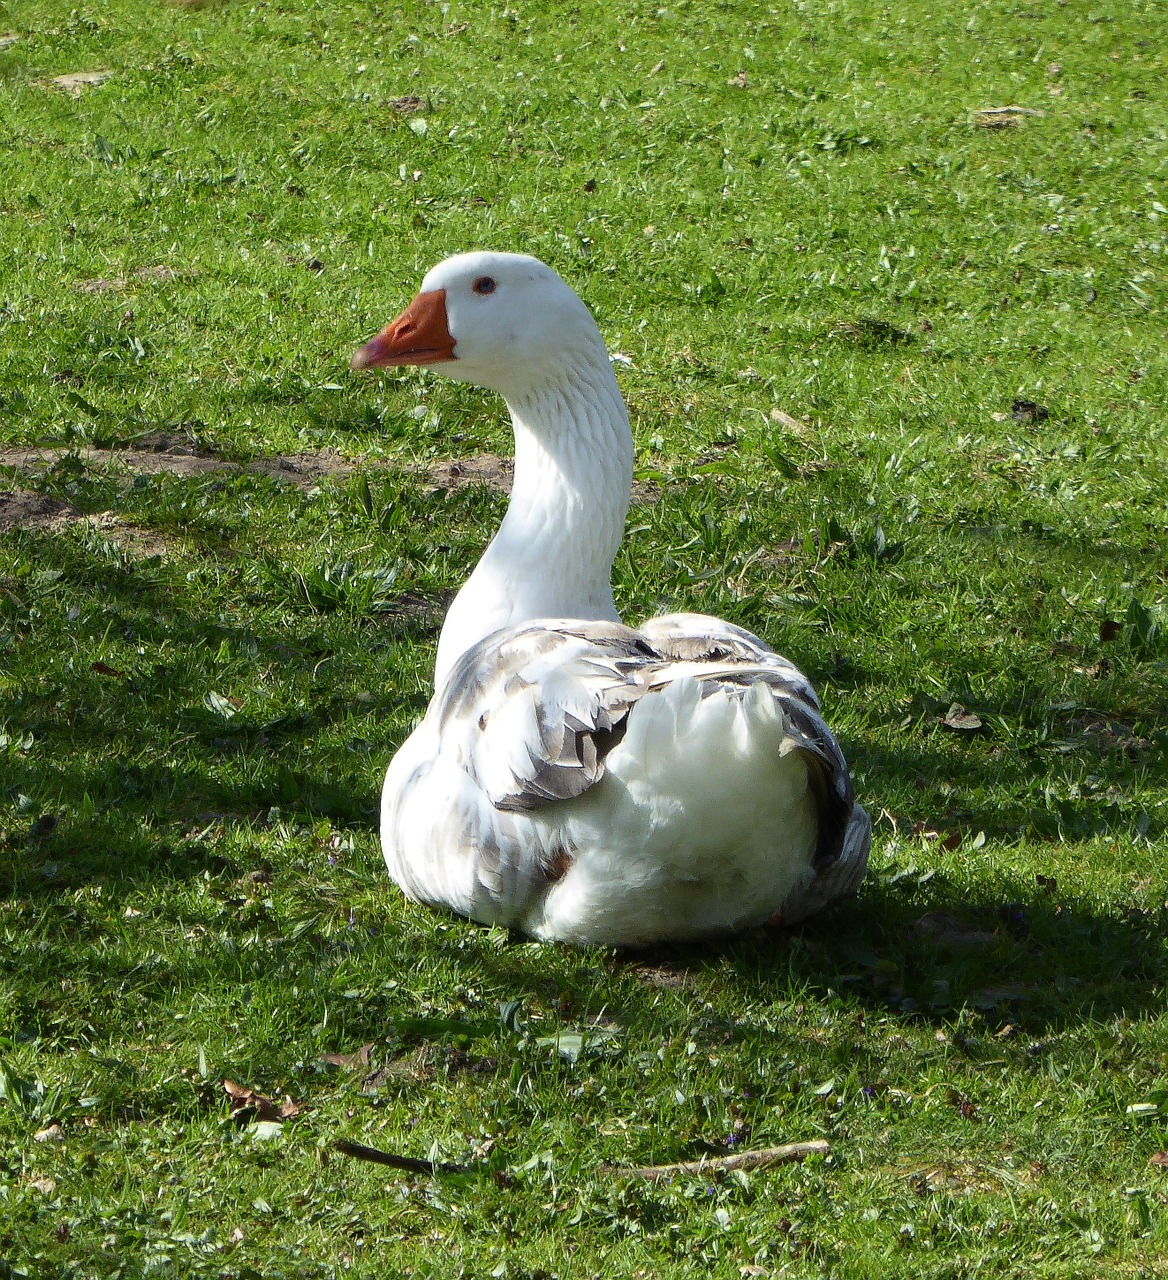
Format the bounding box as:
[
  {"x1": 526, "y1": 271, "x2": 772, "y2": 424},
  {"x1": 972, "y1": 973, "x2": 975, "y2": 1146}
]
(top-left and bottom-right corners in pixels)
[
  {"x1": 74, "y1": 266, "x2": 185, "y2": 294},
  {"x1": 424, "y1": 452, "x2": 513, "y2": 492},
  {"x1": 0, "y1": 488, "x2": 169, "y2": 557},
  {"x1": 1, "y1": 444, "x2": 656, "y2": 504},
  {"x1": 362, "y1": 1044, "x2": 498, "y2": 1090},
  {"x1": 0, "y1": 443, "x2": 357, "y2": 489},
  {"x1": 625, "y1": 961, "x2": 696, "y2": 990},
  {"x1": 88, "y1": 512, "x2": 171, "y2": 559},
  {"x1": 0, "y1": 490, "x2": 82, "y2": 531},
  {"x1": 44, "y1": 70, "x2": 113, "y2": 96}
]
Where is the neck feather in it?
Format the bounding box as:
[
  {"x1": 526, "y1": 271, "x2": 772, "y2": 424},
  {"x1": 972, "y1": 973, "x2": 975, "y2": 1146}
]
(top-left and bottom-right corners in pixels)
[{"x1": 434, "y1": 350, "x2": 633, "y2": 687}]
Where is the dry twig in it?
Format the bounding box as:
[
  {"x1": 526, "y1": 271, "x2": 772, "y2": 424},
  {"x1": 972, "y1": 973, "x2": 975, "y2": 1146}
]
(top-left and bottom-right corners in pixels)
[
  {"x1": 330, "y1": 1138, "x2": 467, "y2": 1175},
  {"x1": 604, "y1": 1140, "x2": 830, "y2": 1181}
]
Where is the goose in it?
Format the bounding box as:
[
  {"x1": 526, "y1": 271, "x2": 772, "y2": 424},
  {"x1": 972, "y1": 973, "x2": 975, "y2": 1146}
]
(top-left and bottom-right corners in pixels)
[{"x1": 351, "y1": 251, "x2": 870, "y2": 947}]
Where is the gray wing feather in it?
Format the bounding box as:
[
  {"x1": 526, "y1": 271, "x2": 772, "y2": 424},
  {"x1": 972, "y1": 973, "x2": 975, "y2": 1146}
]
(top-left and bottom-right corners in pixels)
[{"x1": 431, "y1": 611, "x2": 868, "y2": 920}]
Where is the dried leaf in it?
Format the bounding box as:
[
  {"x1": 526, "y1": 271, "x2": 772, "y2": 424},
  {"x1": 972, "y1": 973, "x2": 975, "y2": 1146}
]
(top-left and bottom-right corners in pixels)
[
  {"x1": 1150, "y1": 1151, "x2": 1168, "y2": 1168},
  {"x1": 91, "y1": 661, "x2": 126, "y2": 679},
  {"x1": 321, "y1": 1043, "x2": 374, "y2": 1070},
  {"x1": 223, "y1": 1079, "x2": 296, "y2": 1124},
  {"x1": 1099, "y1": 618, "x2": 1122, "y2": 643},
  {"x1": 940, "y1": 703, "x2": 984, "y2": 732},
  {"x1": 34, "y1": 1124, "x2": 65, "y2": 1143},
  {"x1": 769, "y1": 408, "x2": 808, "y2": 433}
]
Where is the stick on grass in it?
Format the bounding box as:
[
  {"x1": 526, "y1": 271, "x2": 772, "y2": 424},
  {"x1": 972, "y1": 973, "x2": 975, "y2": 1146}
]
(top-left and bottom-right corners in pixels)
[
  {"x1": 605, "y1": 1140, "x2": 830, "y2": 1180},
  {"x1": 331, "y1": 1138, "x2": 467, "y2": 1175}
]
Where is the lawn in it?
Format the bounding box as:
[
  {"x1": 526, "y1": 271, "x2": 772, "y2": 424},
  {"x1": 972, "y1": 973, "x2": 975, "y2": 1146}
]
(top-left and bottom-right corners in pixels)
[{"x1": 1, "y1": 0, "x2": 1167, "y2": 1275}]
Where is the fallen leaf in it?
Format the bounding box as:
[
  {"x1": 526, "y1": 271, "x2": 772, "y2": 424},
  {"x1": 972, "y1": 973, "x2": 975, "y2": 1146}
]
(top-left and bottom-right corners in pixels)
[
  {"x1": 34, "y1": 1124, "x2": 65, "y2": 1143},
  {"x1": 649, "y1": 60, "x2": 665, "y2": 75},
  {"x1": 30, "y1": 1176, "x2": 56, "y2": 1195},
  {"x1": 1150, "y1": 1151, "x2": 1168, "y2": 1168},
  {"x1": 769, "y1": 408, "x2": 808, "y2": 433},
  {"x1": 223, "y1": 1079, "x2": 299, "y2": 1124},
  {"x1": 940, "y1": 703, "x2": 984, "y2": 732},
  {"x1": 582, "y1": 178, "x2": 597, "y2": 193},
  {"x1": 939, "y1": 832, "x2": 962, "y2": 852},
  {"x1": 947, "y1": 1088, "x2": 981, "y2": 1121},
  {"x1": 728, "y1": 70, "x2": 748, "y2": 88},
  {"x1": 1036, "y1": 874, "x2": 1058, "y2": 893},
  {"x1": 1099, "y1": 618, "x2": 1122, "y2": 643},
  {"x1": 47, "y1": 70, "x2": 113, "y2": 95},
  {"x1": 321, "y1": 1043, "x2": 375, "y2": 1070},
  {"x1": 91, "y1": 661, "x2": 126, "y2": 679}
]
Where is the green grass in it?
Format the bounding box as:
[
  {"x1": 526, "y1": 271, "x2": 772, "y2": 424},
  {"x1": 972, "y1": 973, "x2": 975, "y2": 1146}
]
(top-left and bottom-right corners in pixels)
[{"x1": 1, "y1": 0, "x2": 1167, "y2": 1275}]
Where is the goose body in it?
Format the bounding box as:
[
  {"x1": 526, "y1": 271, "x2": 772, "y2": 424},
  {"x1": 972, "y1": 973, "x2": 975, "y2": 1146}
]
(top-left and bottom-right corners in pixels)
[{"x1": 353, "y1": 252, "x2": 869, "y2": 946}]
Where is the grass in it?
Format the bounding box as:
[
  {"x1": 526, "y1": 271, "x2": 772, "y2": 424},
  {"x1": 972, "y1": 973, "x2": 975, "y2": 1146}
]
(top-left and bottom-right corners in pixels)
[{"x1": 1, "y1": 0, "x2": 1166, "y2": 1275}]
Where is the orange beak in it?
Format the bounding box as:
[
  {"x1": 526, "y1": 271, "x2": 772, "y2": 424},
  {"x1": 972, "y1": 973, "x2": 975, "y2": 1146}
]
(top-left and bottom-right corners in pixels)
[{"x1": 350, "y1": 289, "x2": 456, "y2": 370}]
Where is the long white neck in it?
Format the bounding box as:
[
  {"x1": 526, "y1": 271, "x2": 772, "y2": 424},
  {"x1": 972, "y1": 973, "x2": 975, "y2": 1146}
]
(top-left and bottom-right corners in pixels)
[{"x1": 433, "y1": 350, "x2": 634, "y2": 688}]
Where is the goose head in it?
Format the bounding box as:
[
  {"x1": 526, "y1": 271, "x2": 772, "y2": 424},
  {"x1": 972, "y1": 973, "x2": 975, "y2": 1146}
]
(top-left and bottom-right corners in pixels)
[{"x1": 351, "y1": 251, "x2": 608, "y2": 398}]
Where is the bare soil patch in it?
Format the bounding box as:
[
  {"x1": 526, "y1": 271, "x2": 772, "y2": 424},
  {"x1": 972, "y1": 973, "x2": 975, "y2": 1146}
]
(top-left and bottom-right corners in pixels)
[
  {"x1": 424, "y1": 453, "x2": 513, "y2": 492},
  {"x1": 1, "y1": 444, "x2": 655, "y2": 503},
  {"x1": 0, "y1": 487, "x2": 170, "y2": 557},
  {"x1": 0, "y1": 443, "x2": 357, "y2": 489},
  {"x1": 0, "y1": 490, "x2": 82, "y2": 531}
]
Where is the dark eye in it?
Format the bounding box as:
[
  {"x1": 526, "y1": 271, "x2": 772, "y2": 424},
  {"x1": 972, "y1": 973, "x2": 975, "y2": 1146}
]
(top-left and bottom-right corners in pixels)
[{"x1": 472, "y1": 276, "x2": 497, "y2": 296}]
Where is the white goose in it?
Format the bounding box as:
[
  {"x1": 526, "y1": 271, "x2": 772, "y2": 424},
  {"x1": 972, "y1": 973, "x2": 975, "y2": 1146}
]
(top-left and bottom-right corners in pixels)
[{"x1": 352, "y1": 251, "x2": 870, "y2": 947}]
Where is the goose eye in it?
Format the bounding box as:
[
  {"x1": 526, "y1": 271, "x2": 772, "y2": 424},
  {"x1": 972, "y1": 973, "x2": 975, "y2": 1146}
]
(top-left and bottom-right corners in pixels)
[{"x1": 472, "y1": 276, "x2": 497, "y2": 296}]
